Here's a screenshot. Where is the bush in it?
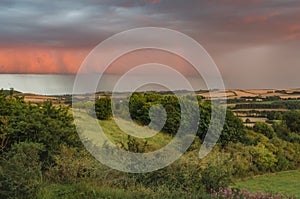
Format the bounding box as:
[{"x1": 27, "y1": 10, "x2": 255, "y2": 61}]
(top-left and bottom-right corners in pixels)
[
  {"x1": 225, "y1": 143, "x2": 253, "y2": 178},
  {"x1": 45, "y1": 146, "x2": 98, "y2": 184},
  {"x1": 0, "y1": 142, "x2": 44, "y2": 198},
  {"x1": 201, "y1": 153, "x2": 234, "y2": 192},
  {"x1": 132, "y1": 161, "x2": 205, "y2": 195},
  {"x1": 249, "y1": 143, "x2": 278, "y2": 172}
]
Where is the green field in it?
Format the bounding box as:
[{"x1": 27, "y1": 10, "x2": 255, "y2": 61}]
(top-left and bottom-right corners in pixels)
[
  {"x1": 235, "y1": 170, "x2": 300, "y2": 197},
  {"x1": 74, "y1": 110, "x2": 173, "y2": 151}
]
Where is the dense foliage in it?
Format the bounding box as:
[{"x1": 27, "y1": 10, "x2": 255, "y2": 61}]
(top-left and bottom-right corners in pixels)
[
  {"x1": 1, "y1": 89, "x2": 300, "y2": 198},
  {"x1": 95, "y1": 97, "x2": 113, "y2": 120},
  {"x1": 0, "y1": 91, "x2": 80, "y2": 156},
  {"x1": 110, "y1": 92, "x2": 246, "y2": 146},
  {"x1": 0, "y1": 90, "x2": 81, "y2": 198}
]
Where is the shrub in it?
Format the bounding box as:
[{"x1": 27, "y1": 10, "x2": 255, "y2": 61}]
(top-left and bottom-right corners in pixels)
[
  {"x1": 133, "y1": 160, "x2": 205, "y2": 194},
  {"x1": 45, "y1": 146, "x2": 97, "y2": 184},
  {"x1": 201, "y1": 153, "x2": 234, "y2": 192},
  {"x1": 249, "y1": 143, "x2": 278, "y2": 172},
  {"x1": 0, "y1": 142, "x2": 44, "y2": 198}
]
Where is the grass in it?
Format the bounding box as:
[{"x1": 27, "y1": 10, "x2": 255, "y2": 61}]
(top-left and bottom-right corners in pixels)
[
  {"x1": 73, "y1": 110, "x2": 300, "y2": 198},
  {"x1": 99, "y1": 118, "x2": 173, "y2": 151},
  {"x1": 37, "y1": 182, "x2": 213, "y2": 199},
  {"x1": 37, "y1": 183, "x2": 155, "y2": 199},
  {"x1": 235, "y1": 170, "x2": 300, "y2": 197},
  {"x1": 73, "y1": 110, "x2": 173, "y2": 151}
]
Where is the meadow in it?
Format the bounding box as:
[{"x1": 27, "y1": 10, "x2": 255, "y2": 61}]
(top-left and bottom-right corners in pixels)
[{"x1": 235, "y1": 170, "x2": 300, "y2": 197}]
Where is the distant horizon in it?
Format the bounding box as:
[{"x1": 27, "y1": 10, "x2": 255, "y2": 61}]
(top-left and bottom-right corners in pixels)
[{"x1": 1, "y1": 73, "x2": 300, "y2": 96}]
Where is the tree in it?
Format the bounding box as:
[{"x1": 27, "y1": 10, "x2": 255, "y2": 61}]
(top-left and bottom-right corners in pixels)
[
  {"x1": 253, "y1": 122, "x2": 275, "y2": 139},
  {"x1": 197, "y1": 102, "x2": 245, "y2": 147},
  {"x1": 197, "y1": 101, "x2": 212, "y2": 140},
  {"x1": 0, "y1": 90, "x2": 81, "y2": 160},
  {"x1": 159, "y1": 95, "x2": 181, "y2": 135},
  {"x1": 128, "y1": 93, "x2": 182, "y2": 135},
  {"x1": 273, "y1": 112, "x2": 300, "y2": 143},
  {"x1": 283, "y1": 111, "x2": 300, "y2": 133},
  {"x1": 95, "y1": 97, "x2": 113, "y2": 120},
  {"x1": 129, "y1": 93, "x2": 151, "y2": 125},
  {"x1": 220, "y1": 110, "x2": 246, "y2": 146}
]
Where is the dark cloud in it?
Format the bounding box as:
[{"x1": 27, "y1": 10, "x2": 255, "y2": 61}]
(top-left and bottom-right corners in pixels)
[
  {"x1": 0, "y1": 0, "x2": 300, "y2": 88},
  {"x1": 0, "y1": 0, "x2": 299, "y2": 48}
]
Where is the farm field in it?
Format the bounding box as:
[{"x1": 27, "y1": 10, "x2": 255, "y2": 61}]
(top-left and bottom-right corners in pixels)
[
  {"x1": 240, "y1": 117, "x2": 268, "y2": 123},
  {"x1": 16, "y1": 88, "x2": 300, "y2": 131},
  {"x1": 16, "y1": 88, "x2": 300, "y2": 104},
  {"x1": 235, "y1": 170, "x2": 300, "y2": 198},
  {"x1": 197, "y1": 89, "x2": 300, "y2": 100}
]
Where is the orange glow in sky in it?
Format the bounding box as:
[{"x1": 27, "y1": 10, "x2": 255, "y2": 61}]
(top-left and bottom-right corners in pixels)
[{"x1": 0, "y1": 47, "x2": 90, "y2": 74}]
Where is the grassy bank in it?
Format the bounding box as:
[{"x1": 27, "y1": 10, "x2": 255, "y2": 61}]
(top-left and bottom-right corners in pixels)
[{"x1": 235, "y1": 170, "x2": 300, "y2": 197}]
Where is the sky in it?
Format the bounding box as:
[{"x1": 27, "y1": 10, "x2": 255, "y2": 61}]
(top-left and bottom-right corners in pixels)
[{"x1": 0, "y1": 0, "x2": 300, "y2": 89}]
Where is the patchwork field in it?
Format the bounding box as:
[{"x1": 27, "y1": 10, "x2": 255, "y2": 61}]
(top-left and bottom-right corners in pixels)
[
  {"x1": 16, "y1": 88, "x2": 300, "y2": 129},
  {"x1": 198, "y1": 89, "x2": 300, "y2": 100},
  {"x1": 16, "y1": 88, "x2": 300, "y2": 104}
]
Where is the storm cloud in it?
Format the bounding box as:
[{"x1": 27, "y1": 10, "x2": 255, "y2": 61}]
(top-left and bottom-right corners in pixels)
[{"x1": 0, "y1": 0, "x2": 300, "y2": 88}]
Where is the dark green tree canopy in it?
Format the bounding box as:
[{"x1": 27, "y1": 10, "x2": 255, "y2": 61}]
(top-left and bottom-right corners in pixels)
[
  {"x1": 0, "y1": 90, "x2": 80, "y2": 156},
  {"x1": 95, "y1": 97, "x2": 113, "y2": 120}
]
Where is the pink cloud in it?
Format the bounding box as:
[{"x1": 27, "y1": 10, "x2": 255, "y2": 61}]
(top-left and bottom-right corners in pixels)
[
  {"x1": 208, "y1": 0, "x2": 260, "y2": 6},
  {"x1": 147, "y1": 0, "x2": 160, "y2": 3},
  {"x1": 0, "y1": 47, "x2": 89, "y2": 74},
  {"x1": 222, "y1": 0, "x2": 259, "y2": 3},
  {"x1": 241, "y1": 11, "x2": 280, "y2": 23},
  {"x1": 242, "y1": 15, "x2": 268, "y2": 23},
  {"x1": 288, "y1": 24, "x2": 300, "y2": 32},
  {"x1": 285, "y1": 24, "x2": 300, "y2": 40}
]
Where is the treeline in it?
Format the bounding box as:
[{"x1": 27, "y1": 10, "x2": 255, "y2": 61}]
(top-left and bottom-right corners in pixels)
[
  {"x1": 94, "y1": 92, "x2": 300, "y2": 174},
  {"x1": 234, "y1": 100, "x2": 300, "y2": 110},
  {"x1": 235, "y1": 103, "x2": 283, "y2": 109},
  {"x1": 95, "y1": 92, "x2": 245, "y2": 147}
]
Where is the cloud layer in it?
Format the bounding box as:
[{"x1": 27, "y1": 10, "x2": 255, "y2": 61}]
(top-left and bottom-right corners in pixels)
[{"x1": 0, "y1": 0, "x2": 300, "y2": 88}]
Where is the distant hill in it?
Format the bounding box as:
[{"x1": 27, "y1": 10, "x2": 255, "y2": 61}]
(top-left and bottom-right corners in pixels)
[{"x1": 1, "y1": 89, "x2": 22, "y2": 96}]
